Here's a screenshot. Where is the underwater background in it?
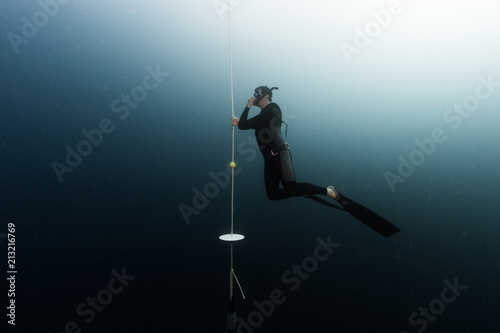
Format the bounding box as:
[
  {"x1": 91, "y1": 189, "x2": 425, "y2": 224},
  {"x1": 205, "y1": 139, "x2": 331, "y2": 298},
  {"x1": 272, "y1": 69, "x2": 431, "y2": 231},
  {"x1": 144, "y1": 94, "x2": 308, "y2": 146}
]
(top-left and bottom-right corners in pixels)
[{"x1": 1, "y1": 0, "x2": 499, "y2": 332}]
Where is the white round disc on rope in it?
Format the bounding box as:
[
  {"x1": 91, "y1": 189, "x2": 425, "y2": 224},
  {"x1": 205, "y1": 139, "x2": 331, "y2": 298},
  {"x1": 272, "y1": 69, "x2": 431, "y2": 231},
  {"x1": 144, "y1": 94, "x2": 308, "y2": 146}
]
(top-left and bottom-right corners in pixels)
[{"x1": 219, "y1": 234, "x2": 245, "y2": 242}]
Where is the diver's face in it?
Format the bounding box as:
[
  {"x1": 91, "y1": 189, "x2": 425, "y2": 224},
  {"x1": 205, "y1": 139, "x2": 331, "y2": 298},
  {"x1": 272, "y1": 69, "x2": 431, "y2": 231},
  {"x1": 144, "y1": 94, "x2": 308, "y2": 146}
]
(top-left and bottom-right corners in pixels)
[{"x1": 253, "y1": 89, "x2": 263, "y2": 106}]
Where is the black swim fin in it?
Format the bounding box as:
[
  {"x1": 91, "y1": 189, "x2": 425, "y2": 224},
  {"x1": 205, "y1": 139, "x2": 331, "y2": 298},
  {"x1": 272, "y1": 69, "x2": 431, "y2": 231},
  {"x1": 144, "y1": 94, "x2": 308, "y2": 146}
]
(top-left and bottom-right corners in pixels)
[{"x1": 305, "y1": 192, "x2": 401, "y2": 238}]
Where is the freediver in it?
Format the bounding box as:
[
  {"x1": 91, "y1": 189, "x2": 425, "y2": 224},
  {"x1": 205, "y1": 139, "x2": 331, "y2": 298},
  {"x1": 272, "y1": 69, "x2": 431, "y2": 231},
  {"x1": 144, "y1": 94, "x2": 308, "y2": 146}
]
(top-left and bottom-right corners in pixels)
[
  {"x1": 231, "y1": 86, "x2": 400, "y2": 237},
  {"x1": 231, "y1": 86, "x2": 342, "y2": 202}
]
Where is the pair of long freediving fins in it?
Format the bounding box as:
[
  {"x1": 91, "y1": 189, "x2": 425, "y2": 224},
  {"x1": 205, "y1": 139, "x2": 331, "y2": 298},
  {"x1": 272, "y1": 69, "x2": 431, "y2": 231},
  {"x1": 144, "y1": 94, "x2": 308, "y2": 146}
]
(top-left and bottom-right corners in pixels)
[{"x1": 305, "y1": 190, "x2": 401, "y2": 238}]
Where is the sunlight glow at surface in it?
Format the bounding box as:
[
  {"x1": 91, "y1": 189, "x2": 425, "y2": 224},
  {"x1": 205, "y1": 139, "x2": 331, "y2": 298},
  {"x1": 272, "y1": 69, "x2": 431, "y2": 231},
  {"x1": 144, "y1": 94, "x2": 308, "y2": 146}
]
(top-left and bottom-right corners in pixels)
[{"x1": 143, "y1": 0, "x2": 499, "y2": 127}]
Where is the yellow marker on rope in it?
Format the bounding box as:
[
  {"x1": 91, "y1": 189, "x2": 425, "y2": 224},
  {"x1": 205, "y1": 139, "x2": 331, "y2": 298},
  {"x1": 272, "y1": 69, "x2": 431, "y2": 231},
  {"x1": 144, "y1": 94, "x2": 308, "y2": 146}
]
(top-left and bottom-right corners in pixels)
[{"x1": 229, "y1": 162, "x2": 236, "y2": 168}]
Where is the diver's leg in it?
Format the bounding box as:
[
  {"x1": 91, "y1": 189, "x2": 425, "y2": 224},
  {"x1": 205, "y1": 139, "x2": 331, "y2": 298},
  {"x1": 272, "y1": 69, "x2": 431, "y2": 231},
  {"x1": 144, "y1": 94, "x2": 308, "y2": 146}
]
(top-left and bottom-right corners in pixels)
[
  {"x1": 280, "y1": 150, "x2": 328, "y2": 196},
  {"x1": 284, "y1": 181, "x2": 328, "y2": 196},
  {"x1": 279, "y1": 149, "x2": 296, "y2": 184},
  {"x1": 264, "y1": 157, "x2": 290, "y2": 200}
]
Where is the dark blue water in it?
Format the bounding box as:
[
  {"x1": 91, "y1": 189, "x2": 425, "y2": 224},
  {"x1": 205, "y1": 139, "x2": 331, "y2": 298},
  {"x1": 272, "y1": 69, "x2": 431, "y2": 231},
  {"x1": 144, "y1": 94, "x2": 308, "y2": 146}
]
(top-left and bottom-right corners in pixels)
[{"x1": 1, "y1": 1, "x2": 499, "y2": 332}]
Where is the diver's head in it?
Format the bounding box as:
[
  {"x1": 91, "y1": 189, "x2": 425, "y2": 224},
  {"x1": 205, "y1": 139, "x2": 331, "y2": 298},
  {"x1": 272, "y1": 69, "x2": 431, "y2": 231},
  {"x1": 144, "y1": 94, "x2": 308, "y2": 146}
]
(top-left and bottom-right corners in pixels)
[{"x1": 253, "y1": 86, "x2": 279, "y2": 107}]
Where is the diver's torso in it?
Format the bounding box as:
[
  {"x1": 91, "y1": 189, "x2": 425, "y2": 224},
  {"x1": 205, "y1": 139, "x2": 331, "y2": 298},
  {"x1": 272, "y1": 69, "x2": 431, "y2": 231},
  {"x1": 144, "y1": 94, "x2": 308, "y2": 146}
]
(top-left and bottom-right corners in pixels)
[{"x1": 254, "y1": 103, "x2": 284, "y2": 158}]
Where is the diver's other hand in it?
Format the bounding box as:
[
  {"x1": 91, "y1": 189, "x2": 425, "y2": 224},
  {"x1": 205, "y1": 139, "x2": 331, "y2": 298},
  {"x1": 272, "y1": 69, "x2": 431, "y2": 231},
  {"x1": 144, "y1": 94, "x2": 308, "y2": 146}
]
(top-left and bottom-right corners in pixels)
[
  {"x1": 231, "y1": 116, "x2": 239, "y2": 126},
  {"x1": 247, "y1": 97, "x2": 256, "y2": 108}
]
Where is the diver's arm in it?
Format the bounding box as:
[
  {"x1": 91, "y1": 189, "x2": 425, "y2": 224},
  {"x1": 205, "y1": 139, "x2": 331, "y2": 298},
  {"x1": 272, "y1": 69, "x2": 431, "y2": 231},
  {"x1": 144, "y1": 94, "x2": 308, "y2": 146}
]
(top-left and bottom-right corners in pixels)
[
  {"x1": 237, "y1": 107, "x2": 251, "y2": 130},
  {"x1": 237, "y1": 97, "x2": 257, "y2": 130}
]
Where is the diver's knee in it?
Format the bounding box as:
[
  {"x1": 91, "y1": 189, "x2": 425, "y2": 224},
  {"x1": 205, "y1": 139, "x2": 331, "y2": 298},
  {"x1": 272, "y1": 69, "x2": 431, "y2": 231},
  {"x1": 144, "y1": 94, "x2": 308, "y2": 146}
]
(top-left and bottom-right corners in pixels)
[
  {"x1": 266, "y1": 190, "x2": 280, "y2": 201},
  {"x1": 283, "y1": 182, "x2": 299, "y2": 196}
]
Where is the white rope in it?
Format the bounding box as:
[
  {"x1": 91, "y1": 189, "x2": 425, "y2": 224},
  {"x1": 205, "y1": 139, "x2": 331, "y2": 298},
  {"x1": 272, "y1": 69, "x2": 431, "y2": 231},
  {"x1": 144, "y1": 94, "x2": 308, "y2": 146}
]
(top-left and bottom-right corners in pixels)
[
  {"x1": 229, "y1": 0, "x2": 235, "y2": 237},
  {"x1": 219, "y1": 5, "x2": 245, "y2": 327},
  {"x1": 228, "y1": 0, "x2": 235, "y2": 119},
  {"x1": 228, "y1": 0, "x2": 236, "y2": 303}
]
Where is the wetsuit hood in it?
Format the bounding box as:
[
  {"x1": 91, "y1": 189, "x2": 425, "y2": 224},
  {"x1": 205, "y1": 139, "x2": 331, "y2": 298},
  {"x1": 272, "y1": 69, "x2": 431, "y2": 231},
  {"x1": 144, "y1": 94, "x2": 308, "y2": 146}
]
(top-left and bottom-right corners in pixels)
[{"x1": 253, "y1": 86, "x2": 279, "y2": 106}]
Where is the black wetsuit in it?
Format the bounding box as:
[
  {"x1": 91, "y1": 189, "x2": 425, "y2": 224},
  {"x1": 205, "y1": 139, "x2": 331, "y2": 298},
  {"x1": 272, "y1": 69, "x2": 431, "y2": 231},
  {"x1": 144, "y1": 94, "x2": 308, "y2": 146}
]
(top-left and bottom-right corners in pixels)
[{"x1": 238, "y1": 102, "x2": 327, "y2": 200}]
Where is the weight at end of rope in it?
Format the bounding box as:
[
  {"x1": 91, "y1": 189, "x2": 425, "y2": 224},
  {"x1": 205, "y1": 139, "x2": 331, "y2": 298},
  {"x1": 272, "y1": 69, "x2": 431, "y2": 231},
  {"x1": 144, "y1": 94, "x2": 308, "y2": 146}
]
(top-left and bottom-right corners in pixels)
[{"x1": 226, "y1": 311, "x2": 237, "y2": 330}]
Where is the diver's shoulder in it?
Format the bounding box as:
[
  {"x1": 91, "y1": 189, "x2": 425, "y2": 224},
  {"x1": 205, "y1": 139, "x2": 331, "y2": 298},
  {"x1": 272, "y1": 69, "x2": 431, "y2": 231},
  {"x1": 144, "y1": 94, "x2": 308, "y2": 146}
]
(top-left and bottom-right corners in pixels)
[{"x1": 265, "y1": 102, "x2": 281, "y2": 111}]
